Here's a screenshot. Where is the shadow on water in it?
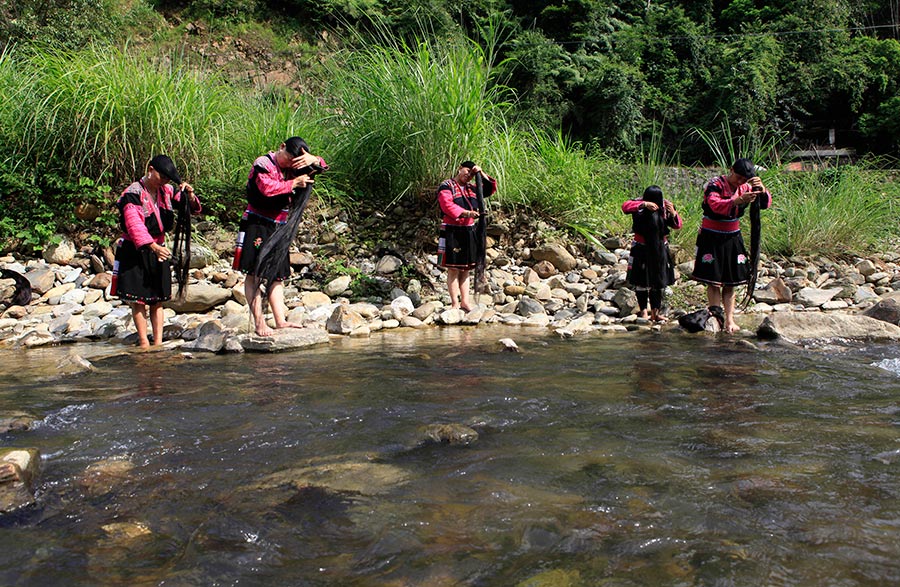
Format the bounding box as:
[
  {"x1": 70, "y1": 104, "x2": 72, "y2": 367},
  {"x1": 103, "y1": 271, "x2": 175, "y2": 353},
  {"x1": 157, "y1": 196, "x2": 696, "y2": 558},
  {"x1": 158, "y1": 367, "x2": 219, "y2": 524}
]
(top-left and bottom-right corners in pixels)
[{"x1": 1, "y1": 327, "x2": 899, "y2": 586}]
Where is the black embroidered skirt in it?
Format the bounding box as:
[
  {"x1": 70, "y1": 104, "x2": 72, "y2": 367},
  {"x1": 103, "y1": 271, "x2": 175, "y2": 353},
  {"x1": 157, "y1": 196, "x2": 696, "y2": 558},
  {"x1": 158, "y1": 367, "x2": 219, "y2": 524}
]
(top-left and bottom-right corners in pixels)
[
  {"x1": 233, "y1": 213, "x2": 290, "y2": 281},
  {"x1": 112, "y1": 240, "x2": 172, "y2": 304},
  {"x1": 438, "y1": 224, "x2": 477, "y2": 269},
  {"x1": 691, "y1": 229, "x2": 751, "y2": 286}
]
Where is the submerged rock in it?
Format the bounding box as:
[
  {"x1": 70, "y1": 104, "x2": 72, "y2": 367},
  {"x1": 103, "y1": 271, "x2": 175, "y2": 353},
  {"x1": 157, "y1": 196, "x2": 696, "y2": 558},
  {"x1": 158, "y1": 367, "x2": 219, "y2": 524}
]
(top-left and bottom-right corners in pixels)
[
  {"x1": 0, "y1": 412, "x2": 36, "y2": 433},
  {"x1": 256, "y1": 455, "x2": 410, "y2": 496},
  {"x1": 417, "y1": 423, "x2": 479, "y2": 446},
  {"x1": 0, "y1": 447, "x2": 41, "y2": 513},
  {"x1": 79, "y1": 457, "x2": 135, "y2": 497}
]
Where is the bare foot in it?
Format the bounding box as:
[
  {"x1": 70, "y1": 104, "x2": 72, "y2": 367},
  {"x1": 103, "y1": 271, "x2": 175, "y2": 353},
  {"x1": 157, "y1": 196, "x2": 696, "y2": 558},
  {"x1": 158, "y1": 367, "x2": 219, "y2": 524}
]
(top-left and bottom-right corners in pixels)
[
  {"x1": 460, "y1": 305, "x2": 472, "y2": 312},
  {"x1": 652, "y1": 315, "x2": 669, "y2": 324},
  {"x1": 275, "y1": 321, "x2": 304, "y2": 329},
  {"x1": 724, "y1": 321, "x2": 740, "y2": 333},
  {"x1": 255, "y1": 324, "x2": 275, "y2": 337},
  {"x1": 638, "y1": 310, "x2": 649, "y2": 320}
]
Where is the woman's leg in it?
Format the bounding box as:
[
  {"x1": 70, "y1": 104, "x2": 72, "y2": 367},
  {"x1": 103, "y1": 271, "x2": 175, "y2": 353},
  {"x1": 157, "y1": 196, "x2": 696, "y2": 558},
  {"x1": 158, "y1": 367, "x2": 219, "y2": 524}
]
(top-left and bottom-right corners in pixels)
[
  {"x1": 457, "y1": 269, "x2": 472, "y2": 311},
  {"x1": 148, "y1": 303, "x2": 165, "y2": 346},
  {"x1": 268, "y1": 280, "x2": 302, "y2": 329},
  {"x1": 649, "y1": 289, "x2": 666, "y2": 322},
  {"x1": 245, "y1": 274, "x2": 273, "y2": 336},
  {"x1": 131, "y1": 302, "x2": 150, "y2": 348},
  {"x1": 447, "y1": 268, "x2": 461, "y2": 309},
  {"x1": 707, "y1": 284, "x2": 723, "y2": 309},
  {"x1": 722, "y1": 286, "x2": 739, "y2": 332},
  {"x1": 635, "y1": 289, "x2": 649, "y2": 319}
]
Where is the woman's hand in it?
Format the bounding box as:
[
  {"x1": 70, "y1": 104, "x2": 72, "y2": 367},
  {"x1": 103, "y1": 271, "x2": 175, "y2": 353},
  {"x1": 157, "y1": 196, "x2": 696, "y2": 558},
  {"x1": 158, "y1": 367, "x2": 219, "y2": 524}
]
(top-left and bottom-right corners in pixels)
[
  {"x1": 460, "y1": 210, "x2": 480, "y2": 219},
  {"x1": 664, "y1": 200, "x2": 676, "y2": 215},
  {"x1": 291, "y1": 152, "x2": 320, "y2": 169},
  {"x1": 179, "y1": 182, "x2": 199, "y2": 206},
  {"x1": 641, "y1": 201, "x2": 659, "y2": 211},
  {"x1": 150, "y1": 243, "x2": 171, "y2": 262},
  {"x1": 291, "y1": 174, "x2": 313, "y2": 190}
]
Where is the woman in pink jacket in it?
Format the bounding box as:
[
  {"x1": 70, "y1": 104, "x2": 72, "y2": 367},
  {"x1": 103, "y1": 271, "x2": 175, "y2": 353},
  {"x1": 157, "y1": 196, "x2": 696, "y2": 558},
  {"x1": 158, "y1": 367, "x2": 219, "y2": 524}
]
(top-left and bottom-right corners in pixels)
[
  {"x1": 437, "y1": 161, "x2": 497, "y2": 311},
  {"x1": 112, "y1": 155, "x2": 200, "y2": 348}
]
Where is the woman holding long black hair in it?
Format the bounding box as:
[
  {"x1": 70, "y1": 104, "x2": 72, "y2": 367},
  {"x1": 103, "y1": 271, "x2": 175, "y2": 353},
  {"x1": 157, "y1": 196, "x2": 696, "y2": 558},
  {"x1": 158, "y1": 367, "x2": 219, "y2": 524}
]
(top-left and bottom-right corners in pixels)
[
  {"x1": 622, "y1": 185, "x2": 682, "y2": 323},
  {"x1": 112, "y1": 155, "x2": 201, "y2": 348},
  {"x1": 437, "y1": 160, "x2": 497, "y2": 311},
  {"x1": 233, "y1": 137, "x2": 327, "y2": 336}
]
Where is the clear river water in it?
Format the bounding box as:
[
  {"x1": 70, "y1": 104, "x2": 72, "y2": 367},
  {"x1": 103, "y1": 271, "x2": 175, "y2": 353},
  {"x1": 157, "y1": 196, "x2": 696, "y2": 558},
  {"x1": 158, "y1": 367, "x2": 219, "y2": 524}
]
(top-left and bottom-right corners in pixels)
[{"x1": 0, "y1": 327, "x2": 898, "y2": 586}]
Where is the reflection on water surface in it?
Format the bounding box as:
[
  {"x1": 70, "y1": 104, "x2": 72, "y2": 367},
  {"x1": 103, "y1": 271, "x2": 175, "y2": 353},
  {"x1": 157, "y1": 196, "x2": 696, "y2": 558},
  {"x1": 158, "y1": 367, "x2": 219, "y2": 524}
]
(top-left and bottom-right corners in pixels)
[{"x1": 1, "y1": 327, "x2": 898, "y2": 586}]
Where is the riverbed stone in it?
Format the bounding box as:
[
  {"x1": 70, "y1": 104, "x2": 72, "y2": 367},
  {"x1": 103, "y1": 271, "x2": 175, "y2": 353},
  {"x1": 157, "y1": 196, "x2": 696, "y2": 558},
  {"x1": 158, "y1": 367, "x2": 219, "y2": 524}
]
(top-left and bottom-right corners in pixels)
[
  {"x1": 862, "y1": 293, "x2": 900, "y2": 325},
  {"x1": 326, "y1": 305, "x2": 366, "y2": 334},
  {"x1": 239, "y1": 327, "x2": 330, "y2": 351},
  {"x1": 515, "y1": 297, "x2": 545, "y2": 317},
  {"x1": 43, "y1": 236, "x2": 76, "y2": 265},
  {"x1": 166, "y1": 283, "x2": 231, "y2": 313},
  {"x1": 532, "y1": 243, "x2": 577, "y2": 272},
  {"x1": 231, "y1": 283, "x2": 247, "y2": 305},
  {"x1": 0, "y1": 413, "x2": 36, "y2": 433},
  {"x1": 411, "y1": 301, "x2": 439, "y2": 320},
  {"x1": 324, "y1": 275, "x2": 352, "y2": 297},
  {"x1": 83, "y1": 300, "x2": 113, "y2": 319},
  {"x1": 0, "y1": 448, "x2": 40, "y2": 513},
  {"x1": 400, "y1": 315, "x2": 425, "y2": 328},
  {"x1": 856, "y1": 259, "x2": 878, "y2": 276},
  {"x1": 418, "y1": 423, "x2": 479, "y2": 446},
  {"x1": 524, "y1": 281, "x2": 552, "y2": 301},
  {"x1": 613, "y1": 288, "x2": 639, "y2": 316},
  {"x1": 301, "y1": 291, "x2": 331, "y2": 309},
  {"x1": 795, "y1": 287, "x2": 841, "y2": 308},
  {"x1": 390, "y1": 295, "x2": 415, "y2": 319},
  {"x1": 24, "y1": 269, "x2": 55, "y2": 295},
  {"x1": 758, "y1": 313, "x2": 900, "y2": 341},
  {"x1": 532, "y1": 260, "x2": 558, "y2": 278},
  {"x1": 375, "y1": 254, "x2": 403, "y2": 274},
  {"x1": 437, "y1": 308, "x2": 464, "y2": 324},
  {"x1": 256, "y1": 456, "x2": 410, "y2": 496},
  {"x1": 79, "y1": 457, "x2": 135, "y2": 497}
]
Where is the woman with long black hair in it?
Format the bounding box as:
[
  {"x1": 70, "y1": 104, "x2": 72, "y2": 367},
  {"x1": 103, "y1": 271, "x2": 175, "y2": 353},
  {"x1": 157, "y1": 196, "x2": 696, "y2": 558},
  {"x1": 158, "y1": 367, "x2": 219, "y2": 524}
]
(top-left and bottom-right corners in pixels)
[
  {"x1": 437, "y1": 160, "x2": 497, "y2": 311},
  {"x1": 690, "y1": 158, "x2": 771, "y2": 333},
  {"x1": 622, "y1": 185, "x2": 682, "y2": 322},
  {"x1": 233, "y1": 137, "x2": 326, "y2": 336},
  {"x1": 112, "y1": 155, "x2": 201, "y2": 348}
]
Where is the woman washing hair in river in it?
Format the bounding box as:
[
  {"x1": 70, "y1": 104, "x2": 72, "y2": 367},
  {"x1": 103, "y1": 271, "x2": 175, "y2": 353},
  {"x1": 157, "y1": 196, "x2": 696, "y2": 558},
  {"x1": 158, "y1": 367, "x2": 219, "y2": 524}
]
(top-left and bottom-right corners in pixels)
[{"x1": 622, "y1": 185, "x2": 682, "y2": 322}]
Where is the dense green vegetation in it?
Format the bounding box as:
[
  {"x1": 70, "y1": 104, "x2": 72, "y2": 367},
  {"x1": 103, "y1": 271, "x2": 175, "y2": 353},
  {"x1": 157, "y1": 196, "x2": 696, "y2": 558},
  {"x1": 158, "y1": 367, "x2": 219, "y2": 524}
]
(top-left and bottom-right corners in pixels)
[{"x1": 0, "y1": 0, "x2": 898, "y2": 257}]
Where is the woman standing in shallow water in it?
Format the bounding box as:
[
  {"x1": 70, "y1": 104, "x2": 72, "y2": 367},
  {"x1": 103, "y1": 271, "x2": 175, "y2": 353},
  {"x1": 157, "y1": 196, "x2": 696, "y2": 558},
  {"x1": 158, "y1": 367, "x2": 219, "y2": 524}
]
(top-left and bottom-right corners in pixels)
[
  {"x1": 691, "y1": 158, "x2": 771, "y2": 333},
  {"x1": 436, "y1": 160, "x2": 497, "y2": 311},
  {"x1": 622, "y1": 185, "x2": 682, "y2": 322},
  {"x1": 112, "y1": 155, "x2": 201, "y2": 348}
]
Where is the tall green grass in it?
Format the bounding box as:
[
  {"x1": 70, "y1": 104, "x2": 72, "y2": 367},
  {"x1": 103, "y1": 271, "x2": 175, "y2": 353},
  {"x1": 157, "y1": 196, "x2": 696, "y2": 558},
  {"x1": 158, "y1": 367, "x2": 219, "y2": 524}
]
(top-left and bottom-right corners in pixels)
[
  {"x1": 763, "y1": 164, "x2": 900, "y2": 256},
  {"x1": 2, "y1": 44, "x2": 328, "y2": 219},
  {"x1": 322, "y1": 31, "x2": 509, "y2": 205},
  {"x1": 13, "y1": 46, "x2": 236, "y2": 183}
]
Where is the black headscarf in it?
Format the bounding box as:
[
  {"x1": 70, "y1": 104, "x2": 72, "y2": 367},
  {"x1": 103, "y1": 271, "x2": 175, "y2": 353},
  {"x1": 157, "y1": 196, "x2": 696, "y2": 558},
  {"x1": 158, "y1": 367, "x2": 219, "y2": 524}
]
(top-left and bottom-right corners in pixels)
[{"x1": 633, "y1": 185, "x2": 669, "y2": 289}]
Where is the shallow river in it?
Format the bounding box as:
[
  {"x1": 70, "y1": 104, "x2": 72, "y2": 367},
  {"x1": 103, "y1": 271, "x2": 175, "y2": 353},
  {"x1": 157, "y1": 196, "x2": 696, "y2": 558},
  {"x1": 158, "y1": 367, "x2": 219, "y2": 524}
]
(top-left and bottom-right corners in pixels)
[{"x1": 1, "y1": 327, "x2": 899, "y2": 586}]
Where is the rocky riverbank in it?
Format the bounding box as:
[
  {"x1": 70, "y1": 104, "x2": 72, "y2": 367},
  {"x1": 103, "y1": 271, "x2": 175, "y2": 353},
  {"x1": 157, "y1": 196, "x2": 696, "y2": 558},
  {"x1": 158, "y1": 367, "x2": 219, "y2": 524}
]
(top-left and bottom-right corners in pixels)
[{"x1": 3, "y1": 204, "x2": 900, "y2": 355}]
